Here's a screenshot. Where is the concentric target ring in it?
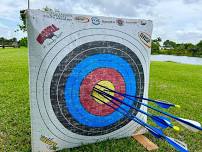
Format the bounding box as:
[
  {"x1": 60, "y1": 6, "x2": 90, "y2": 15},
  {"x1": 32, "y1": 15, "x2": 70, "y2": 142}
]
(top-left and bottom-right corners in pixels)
[
  {"x1": 37, "y1": 31, "x2": 148, "y2": 143},
  {"x1": 50, "y1": 41, "x2": 144, "y2": 136},
  {"x1": 80, "y1": 68, "x2": 125, "y2": 116}
]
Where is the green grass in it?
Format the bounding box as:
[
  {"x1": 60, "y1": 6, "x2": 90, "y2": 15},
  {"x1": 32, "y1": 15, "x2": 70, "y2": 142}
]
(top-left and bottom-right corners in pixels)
[{"x1": 0, "y1": 48, "x2": 202, "y2": 152}]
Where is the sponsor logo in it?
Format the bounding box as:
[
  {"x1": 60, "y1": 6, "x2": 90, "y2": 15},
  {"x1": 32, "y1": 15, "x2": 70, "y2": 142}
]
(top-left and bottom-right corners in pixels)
[
  {"x1": 102, "y1": 20, "x2": 115, "y2": 24},
  {"x1": 116, "y1": 19, "x2": 124, "y2": 26},
  {"x1": 40, "y1": 135, "x2": 58, "y2": 150},
  {"x1": 138, "y1": 32, "x2": 151, "y2": 48},
  {"x1": 74, "y1": 16, "x2": 89, "y2": 23},
  {"x1": 44, "y1": 11, "x2": 72, "y2": 21},
  {"x1": 140, "y1": 20, "x2": 147, "y2": 25},
  {"x1": 36, "y1": 24, "x2": 62, "y2": 47},
  {"x1": 91, "y1": 17, "x2": 100, "y2": 25},
  {"x1": 126, "y1": 20, "x2": 138, "y2": 24}
]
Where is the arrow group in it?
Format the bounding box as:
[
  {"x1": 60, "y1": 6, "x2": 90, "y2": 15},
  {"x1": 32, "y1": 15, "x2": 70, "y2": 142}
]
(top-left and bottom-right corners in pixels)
[
  {"x1": 93, "y1": 87, "x2": 179, "y2": 131},
  {"x1": 91, "y1": 89, "x2": 189, "y2": 152},
  {"x1": 97, "y1": 83, "x2": 180, "y2": 109},
  {"x1": 95, "y1": 84, "x2": 202, "y2": 132}
]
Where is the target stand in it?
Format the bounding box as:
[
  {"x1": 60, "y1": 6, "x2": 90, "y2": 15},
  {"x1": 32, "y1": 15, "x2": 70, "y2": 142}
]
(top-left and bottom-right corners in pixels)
[{"x1": 27, "y1": 10, "x2": 153, "y2": 151}]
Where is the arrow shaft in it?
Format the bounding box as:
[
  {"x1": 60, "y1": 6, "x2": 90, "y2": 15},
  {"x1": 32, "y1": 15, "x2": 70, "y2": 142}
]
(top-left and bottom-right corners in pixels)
[
  {"x1": 127, "y1": 95, "x2": 174, "y2": 107},
  {"x1": 97, "y1": 84, "x2": 175, "y2": 107},
  {"x1": 91, "y1": 93, "x2": 160, "y2": 136},
  {"x1": 96, "y1": 84, "x2": 202, "y2": 131},
  {"x1": 94, "y1": 87, "x2": 152, "y2": 117},
  {"x1": 94, "y1": 88, "x2": 173, "y2": 128},
  {"x1": 96, "y1": 84, "x2": 179, "y2": 118}
]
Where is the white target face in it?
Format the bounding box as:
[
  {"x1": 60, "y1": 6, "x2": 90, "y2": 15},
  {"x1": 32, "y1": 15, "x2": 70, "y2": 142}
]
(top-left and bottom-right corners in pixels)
[{"x1": 27, "y1": 10, "x2": 153, "y2": 151}]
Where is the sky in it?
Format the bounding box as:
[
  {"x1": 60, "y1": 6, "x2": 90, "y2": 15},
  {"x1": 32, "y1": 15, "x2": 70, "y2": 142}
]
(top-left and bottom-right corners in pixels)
[{"x1": 0, "y1": 0, "x2": 202, "y2": 44}]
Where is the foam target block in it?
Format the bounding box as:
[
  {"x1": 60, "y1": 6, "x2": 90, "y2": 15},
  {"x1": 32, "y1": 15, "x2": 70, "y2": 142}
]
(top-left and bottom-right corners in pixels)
[{"x1": 27, "y1": 9, "x2": 153, "y2": 151}]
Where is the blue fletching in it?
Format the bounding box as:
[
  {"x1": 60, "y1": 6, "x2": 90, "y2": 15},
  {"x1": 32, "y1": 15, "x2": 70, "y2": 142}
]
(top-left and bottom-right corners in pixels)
[
  {"x1": 164, "y1": 136, "x2": 189, "y2": 152},
  {"x1": 148, "y1": 126, "x2": 163, "y2": 138},
  {"x1": 159, "y1": 116, "x2": 171, "y2": 122},
  {"x1": 151, "y1": 116, "x2": 171, "y2": 129}
]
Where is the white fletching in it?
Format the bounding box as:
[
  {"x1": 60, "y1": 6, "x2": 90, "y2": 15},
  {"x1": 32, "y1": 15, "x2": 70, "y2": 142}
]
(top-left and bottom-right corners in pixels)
[
  {"x1": 167, "y1": 137, "x2": 188, "y2": 150},
  {"x1": 176, "y1": 118, "x2": 201, "y2": 132}
]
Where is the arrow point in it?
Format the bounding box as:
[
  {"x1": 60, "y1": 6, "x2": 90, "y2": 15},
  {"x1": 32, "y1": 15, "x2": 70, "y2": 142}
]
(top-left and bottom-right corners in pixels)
[
  {"x1": 173, "y1": 126, "x2": 180, "y2": 131},
  {"x1": 175, "y1": 105, "x2": 181, "y2": 108}
]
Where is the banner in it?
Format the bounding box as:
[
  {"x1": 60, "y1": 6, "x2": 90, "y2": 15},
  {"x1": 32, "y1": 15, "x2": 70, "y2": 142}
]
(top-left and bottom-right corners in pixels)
[{"x1": 27, "y1": 9, "x2": 153, "y2": 151}]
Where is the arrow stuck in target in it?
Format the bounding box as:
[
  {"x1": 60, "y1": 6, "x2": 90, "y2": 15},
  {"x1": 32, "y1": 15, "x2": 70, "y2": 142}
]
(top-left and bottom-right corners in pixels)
[
  {"x1": 96, "y1": 84, "x2": 180, "y2": 109},
  {"x1": 95, "y1": 84, "x2": 202, "y2": 132},
  {"x1": 93, "y1": 87, "x2": 179, "y2": 131},
  {"x1": 91, "y1": 91, "x2": 189, "y2": 152}
]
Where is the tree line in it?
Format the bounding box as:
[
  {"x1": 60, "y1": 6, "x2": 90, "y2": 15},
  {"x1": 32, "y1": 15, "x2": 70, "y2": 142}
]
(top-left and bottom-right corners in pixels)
[
  {"x1": 0, "y1": 37, "x2": 27, "y2": 48},
  {"x1": 1, "y1": 36, "x2": 202, "y2": 58},
  {"x1": 152, "y1": 38, "x2": 202, "y2": 57}
]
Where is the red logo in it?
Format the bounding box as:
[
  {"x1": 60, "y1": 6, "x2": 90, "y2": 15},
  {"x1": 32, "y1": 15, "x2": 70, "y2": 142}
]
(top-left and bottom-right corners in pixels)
[{"x1": 36, "y1": 24, "x2": 59, "y2": 45}]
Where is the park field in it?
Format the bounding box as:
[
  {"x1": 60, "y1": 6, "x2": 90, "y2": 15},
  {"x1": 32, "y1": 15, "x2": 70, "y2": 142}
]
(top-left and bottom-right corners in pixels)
[{"x1": 0, "y1": 48, "x2": 202, "y2": 152}]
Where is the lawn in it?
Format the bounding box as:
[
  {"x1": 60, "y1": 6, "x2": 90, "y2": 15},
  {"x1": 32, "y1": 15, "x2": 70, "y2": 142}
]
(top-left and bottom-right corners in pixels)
[{"x1": 0, "y1": 48, "x2": 201, "y2": 152}]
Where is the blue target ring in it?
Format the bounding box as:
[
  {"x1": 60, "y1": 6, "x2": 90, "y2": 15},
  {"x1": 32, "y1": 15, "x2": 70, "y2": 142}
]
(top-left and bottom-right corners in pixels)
[
  {"x1": 50, "y1": 41, "x2": 144, "y2": 136},
  {"x1": 64, "y1": 54, "x2": 136, "y2": 127}
]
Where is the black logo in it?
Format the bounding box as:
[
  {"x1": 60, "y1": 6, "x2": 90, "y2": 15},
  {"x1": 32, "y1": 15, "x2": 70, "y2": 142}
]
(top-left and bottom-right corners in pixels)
[
  {"x1": 140, "y1": 20, "x2": 147, "y2": 25},
  {"x1": 138, "y1": 32, "x2": 151, "y2": 48},
  {"x1": 116, "y1": 19, "x2": 124, "y2": 26}
]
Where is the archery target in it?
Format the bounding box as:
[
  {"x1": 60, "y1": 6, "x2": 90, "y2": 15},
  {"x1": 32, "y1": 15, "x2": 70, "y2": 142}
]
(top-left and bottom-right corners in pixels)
[{"x1": 27, "y1": 9, "x2": 153, "y2": 151}]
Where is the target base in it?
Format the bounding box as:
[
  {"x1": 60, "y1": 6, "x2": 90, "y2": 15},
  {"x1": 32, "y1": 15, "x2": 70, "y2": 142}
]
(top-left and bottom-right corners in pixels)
[{"x1": 132, "y1": 134, "x2": 159, "y2": 151}]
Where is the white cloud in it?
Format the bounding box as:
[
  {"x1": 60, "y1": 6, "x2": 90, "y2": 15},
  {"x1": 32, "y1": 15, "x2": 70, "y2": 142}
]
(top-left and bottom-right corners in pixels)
[
  {"x1": 0, "y1": 0, "x2": 202, "y2": 43},
  {"x1": 183, "y1": 0, "x2": 202, "y2": 4},
  {"x1": 0, "y1": 22, "x2": 9, "y2": 29},
  {"x1": 176, "y1": 30, "x2": 202, "y2": 43}
]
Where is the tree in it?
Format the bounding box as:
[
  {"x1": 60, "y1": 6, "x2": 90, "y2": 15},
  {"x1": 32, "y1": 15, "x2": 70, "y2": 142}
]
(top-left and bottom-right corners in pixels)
[
  {"x1": 18, "y1": 7, "x2": 54, "y2": 32},
  {"x1": 10, "y1": 37, "x2": 17, "y2": 42},
  {"x1": 163, "y1": 40, "x2": 176, "y2": 48},
  {"x1": 196, "y1": 40, "x2": 202, "y2": 50},
  {"x1": 153, "y1": 37, "x2": 162, "y2": 43},
  {"x1": 19, "y1": 37, "x2": 28, "y2": 47},
  {"x1": 17, "y1": 10, "x2": 27, "y2": 32},
  {"x1": 43, "y1": 6, "x2": 53, "y2": 12},
  {"x1": 0, "y1": 37, "x2": 5, "y2": 48},
  {"x1": 196, "y1": 40, "x2": 202, "y2": 56},
  {"x1": 184, "y1": 43, "x2": 194, "y2": 50},
  {"x1": 151, "y1": 37, "x2": 161, "y2": 54},
  {"x1": 0, "y1": 37, "x2": 19, "y2": 48},
  {"x1": 175, "y1": 43, "x2": 186, "y2": 55},
  {"x1": 151, "y1": 41, "x2": 160, "y2": 53}
]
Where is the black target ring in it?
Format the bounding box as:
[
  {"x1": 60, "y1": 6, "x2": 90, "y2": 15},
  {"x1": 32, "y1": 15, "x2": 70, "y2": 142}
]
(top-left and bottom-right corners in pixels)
[{"x1": 50, "y1": 41, "x2": 144, "y2": 136}]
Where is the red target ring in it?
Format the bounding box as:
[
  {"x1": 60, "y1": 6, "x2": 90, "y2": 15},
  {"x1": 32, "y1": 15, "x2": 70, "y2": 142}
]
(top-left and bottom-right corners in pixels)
[{"x1": 80, "y1": 68, "x2": 126, "y2": 116}]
